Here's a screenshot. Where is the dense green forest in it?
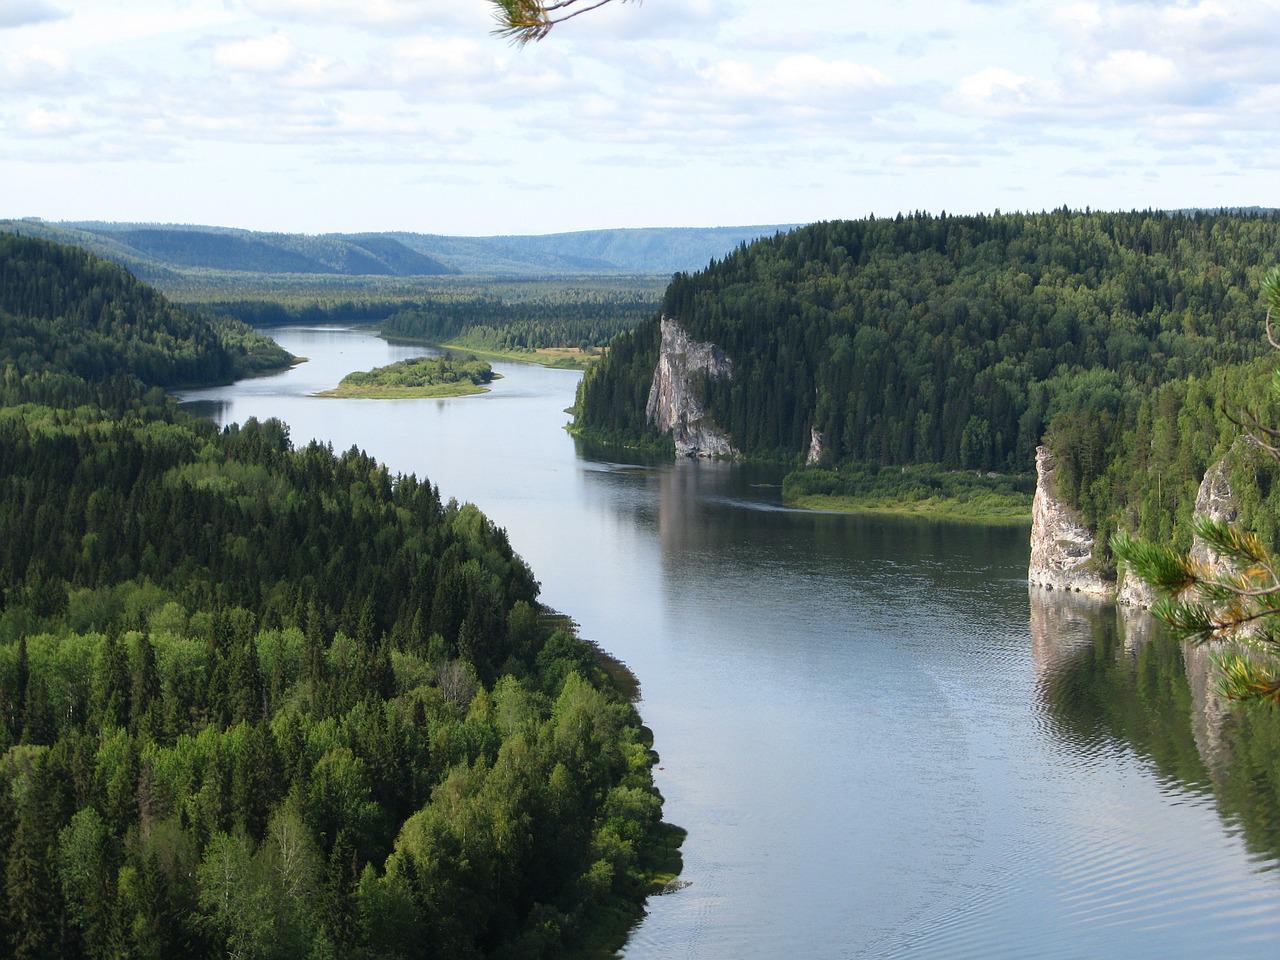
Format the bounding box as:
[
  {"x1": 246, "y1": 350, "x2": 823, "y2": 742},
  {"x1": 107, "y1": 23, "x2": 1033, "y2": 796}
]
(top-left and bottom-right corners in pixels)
[
  {"x1": 1045, "y1": 353, "x2": 1280, "y2": 571},
  {"x1": 0, "y1": 235, "x2": 295, "y2": 388},
  {"x1": 380, "y1": 291, "x2": 657, "y2": 351},
  {"x1": 576, "y1": 210, "x2": 1280, "y2": 471},
  {"x1": 0, "y1": 238, "x2": 674, "y2": 957}
]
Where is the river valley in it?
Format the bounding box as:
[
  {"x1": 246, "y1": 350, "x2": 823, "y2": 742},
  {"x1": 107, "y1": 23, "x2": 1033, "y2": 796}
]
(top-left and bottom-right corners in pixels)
[{"x1": 181, "y1": 326, "x2": 1280, "y2": 959}]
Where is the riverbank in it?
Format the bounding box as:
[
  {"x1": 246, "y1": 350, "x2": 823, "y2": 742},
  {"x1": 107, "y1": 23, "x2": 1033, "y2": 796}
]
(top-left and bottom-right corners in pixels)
[
  {"x1": 786, "y1": 492, "x2": 1032, "y2": 524},
  {"x1": 316, "y1": 380, "x2": 490, "y2": 399},
  {"x1": 439, "y1": 341, "x2": 603, "y2": 369},
  {"x1": 571, "y1": 822, "x2": 687, "y2": 960},
  {"x1": 378, "y1": 329, "x2": 604, "y2": 369},
  {"x1": 783, "y1": 463, "x2": 1034, "y2": 524}
]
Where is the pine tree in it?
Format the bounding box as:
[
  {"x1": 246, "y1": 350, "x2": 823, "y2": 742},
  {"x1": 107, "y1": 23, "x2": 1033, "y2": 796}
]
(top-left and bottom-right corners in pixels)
[
  {"x1": 129, "y1": 635, "x2": 161, "y2": 736},
  {"x1": 6, "y1": 759, "x2": 59, "y2": 959},
  {"x1": 323, "y1": 830, "x2": 361, "y2": 950}
]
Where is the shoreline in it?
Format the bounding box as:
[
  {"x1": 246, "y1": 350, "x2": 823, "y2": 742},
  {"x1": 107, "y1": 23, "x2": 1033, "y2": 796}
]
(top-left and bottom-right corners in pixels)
[
  {"x1": 785, "y1": 492, "x2": 1033, "y2": 525},
  {"x1": 314, "y1": 381, "x2": 491, "y2": 399},
  {"x1": 380, "y1": 330, "x2": 602, "y2": 370}
]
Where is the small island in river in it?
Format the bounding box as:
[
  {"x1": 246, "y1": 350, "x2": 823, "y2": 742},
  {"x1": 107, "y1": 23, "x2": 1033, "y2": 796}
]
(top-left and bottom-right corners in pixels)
[{"x1": 318, "y1": 354, "x2": 498, "y2": 398}]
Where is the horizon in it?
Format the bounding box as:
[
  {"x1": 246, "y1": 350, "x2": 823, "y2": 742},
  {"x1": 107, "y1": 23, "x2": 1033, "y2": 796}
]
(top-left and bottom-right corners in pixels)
[
  {"x1": 10, "y1": 205, "x2": 1277, "y2": 243},
  {"x1": 3, "y1": 0, "x2": 1276, "y2": 234}
]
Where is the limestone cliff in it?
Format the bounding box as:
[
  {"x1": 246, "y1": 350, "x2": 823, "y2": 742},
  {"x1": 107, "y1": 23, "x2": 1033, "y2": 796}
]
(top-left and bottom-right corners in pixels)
[
  {"x1": 1116, "y1": 566, "x2": 1159, "y2": 609},
  {"x1": 646, "y1": 316, "x2": 736, "y2": 458},
  {"x1": 1188, "y1": 440, "x2": 1251, "y2": 575},
  {"x1": 1031, "y1": 438, "x2": 1254, "y2": 604},
  {"x1": 1028, "y1": 445, "x2": 1112, "y2": 597},
  {"x1": 805, "y1": 427, "x2": 825, "y2": 466}
]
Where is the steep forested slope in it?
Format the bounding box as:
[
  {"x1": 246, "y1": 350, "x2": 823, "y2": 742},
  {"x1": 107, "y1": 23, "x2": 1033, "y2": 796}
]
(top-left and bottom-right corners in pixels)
[
  {"x1": 0, "y1": 234, "x2": 293, "y2": 388},
  {"x1": 0, "y1": 239, "x2": 672, "y2": 958},
  {"x1": 576, "y1": 210, "x2": 1280, "y2": 469}
]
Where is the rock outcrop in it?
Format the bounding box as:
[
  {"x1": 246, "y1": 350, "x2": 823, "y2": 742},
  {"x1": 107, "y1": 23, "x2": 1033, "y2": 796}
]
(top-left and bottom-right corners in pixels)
[
  {"x1": 805, "y1": 427, "x2": 825, "y2": 466},
  {"x1": 1188, "y1": 440, "x2": 1250, "y2": 575},
  {"x1": 646, "y1": 316, "x2": 736, "y2": 458},
  {"x1": 1028, "y1": 445, "x2": 1112, "y2": 597},
  {"x1": 1030, "y1": 438, "x2": 1257, "y2": 604},
  {"x1": 1116, "y1": 566, "x2": 1158, "y2": 609}
]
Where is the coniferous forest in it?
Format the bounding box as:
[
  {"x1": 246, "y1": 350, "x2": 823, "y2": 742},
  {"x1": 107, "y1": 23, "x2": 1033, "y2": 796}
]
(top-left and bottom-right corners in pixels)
[
  {"x1": 0, "y1": 235, "x2": 671, "y2": 959},
  {"x1": 576, "y1": 210, "x2": 1280, "y2": 472}
]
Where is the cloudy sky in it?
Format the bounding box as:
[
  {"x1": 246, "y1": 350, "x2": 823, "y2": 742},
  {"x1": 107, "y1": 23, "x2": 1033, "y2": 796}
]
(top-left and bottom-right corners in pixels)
[{"x1": 1, "y1": 0, "x2": 1276, "y2": 234}]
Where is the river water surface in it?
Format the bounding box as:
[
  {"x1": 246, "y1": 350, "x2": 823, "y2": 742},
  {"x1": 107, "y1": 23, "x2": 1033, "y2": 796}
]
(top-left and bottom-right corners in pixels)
[{"x1": 182, "y1": 327, "x2": 1280, "y2": 959}]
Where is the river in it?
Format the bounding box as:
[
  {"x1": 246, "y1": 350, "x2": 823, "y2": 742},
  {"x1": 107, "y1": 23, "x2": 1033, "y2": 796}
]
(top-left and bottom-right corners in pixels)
[{"x1": 181, "y1": 326, "x2": 1280, "y2": 959}]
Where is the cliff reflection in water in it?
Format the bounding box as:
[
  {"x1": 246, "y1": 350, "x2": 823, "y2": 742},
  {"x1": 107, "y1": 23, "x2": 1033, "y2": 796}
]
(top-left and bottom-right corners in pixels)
[{"x1": 1031, "y1": 589, "x2": 1280, "y2": 866}]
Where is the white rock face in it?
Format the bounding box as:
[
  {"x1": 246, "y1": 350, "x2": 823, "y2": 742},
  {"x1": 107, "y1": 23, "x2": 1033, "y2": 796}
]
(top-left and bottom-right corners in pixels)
[
  {"x1": 1028, "y1": 445, "x2": 1112, "y2": 597},
  {"x1": 646, "y1": 316, "x2": 737, "y2": 458},
  {"x1": 806, "y1": 427, "x2": 825, "y2": 466},
  {"x1": 1116, "y1": 566, "x2": 1158, "y2": 609},
  {"x1": 1189, "y1": 442, "x2": 1247, "y2": 575}
]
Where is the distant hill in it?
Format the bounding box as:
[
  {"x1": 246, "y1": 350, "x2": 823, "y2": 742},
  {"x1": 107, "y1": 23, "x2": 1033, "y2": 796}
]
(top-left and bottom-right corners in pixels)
[
  {"x1": 0, "y1": 219, "x2": 800, "y2": 279},
  {"x1": 382, "y1": 225, "x2": 801, "y2": 275},
  {"x1": 2, "y1": 220, "x2": 456, "y2": 280}
]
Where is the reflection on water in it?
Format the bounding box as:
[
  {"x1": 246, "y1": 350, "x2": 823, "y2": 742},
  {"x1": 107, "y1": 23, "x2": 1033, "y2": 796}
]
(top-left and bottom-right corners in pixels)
[
  {"x1": 181, "y1": 327, "x2": 1280, "y2": 959},
  {"x1": 1033, "y1": 590, "x2": 1280, "y2": 892}
]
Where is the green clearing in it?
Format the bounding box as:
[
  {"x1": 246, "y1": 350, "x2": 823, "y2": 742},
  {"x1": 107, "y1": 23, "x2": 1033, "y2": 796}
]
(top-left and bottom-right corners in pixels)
[
  {"x1": 440, "y1": 340, "x2": 605, "y2": 370},
  {"x1": 782, "y1": 463, "x2": 1034, "y2": 525}
]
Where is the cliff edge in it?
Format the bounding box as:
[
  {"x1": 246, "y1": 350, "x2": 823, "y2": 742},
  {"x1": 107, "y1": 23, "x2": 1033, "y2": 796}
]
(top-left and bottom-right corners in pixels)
[
  {"x1": 1028, "y1": 445, "x2": 1112, "y2": 597},
  {"x1": 646, "y1": 316, "x2": 737, "y2": 458}
]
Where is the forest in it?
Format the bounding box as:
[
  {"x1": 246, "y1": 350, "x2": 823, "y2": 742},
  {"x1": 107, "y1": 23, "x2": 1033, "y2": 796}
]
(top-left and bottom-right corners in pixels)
[
  {"x1": 0, "y1": 236, "x2": 674, "y2": 958},
  {"x1": 575, "y1": 210, "x2": 1280, "y2": 473},
  {"x1": 0, "y1": 235, "x2": 295, "y2": 388},
  {"x1": 380, "y1": 291, "x2": 657, "y2": 352}
]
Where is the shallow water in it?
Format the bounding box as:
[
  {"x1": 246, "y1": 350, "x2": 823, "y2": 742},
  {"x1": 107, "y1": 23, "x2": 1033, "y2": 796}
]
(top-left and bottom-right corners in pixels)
[{"x1": 181, "y1": 326, "x2": 1280, "y2": 959}]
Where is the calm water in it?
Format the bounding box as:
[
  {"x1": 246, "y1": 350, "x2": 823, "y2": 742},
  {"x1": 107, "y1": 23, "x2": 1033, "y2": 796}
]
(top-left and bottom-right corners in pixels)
[{"x1": 182, "y1": 327, "x2": 1280, "y2": 959}]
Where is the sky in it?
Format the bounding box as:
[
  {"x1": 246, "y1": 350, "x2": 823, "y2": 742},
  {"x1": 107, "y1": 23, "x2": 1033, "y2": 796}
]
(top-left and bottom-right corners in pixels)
[{"x1": 0, "y1": 0, "x2": 1277, "y2": 235}]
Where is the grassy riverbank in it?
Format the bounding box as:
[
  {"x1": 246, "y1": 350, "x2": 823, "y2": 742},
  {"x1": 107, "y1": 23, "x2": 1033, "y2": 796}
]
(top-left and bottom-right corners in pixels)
[
  {"x1": 440, "y1": 340, "x2": 604, "y2": 369},
  {"x1": 317, "y1": 353, "x2": 496, "y2": 398},
  {"x1": 783, "y1": 463, "x2": 1033, "y2": 524}
]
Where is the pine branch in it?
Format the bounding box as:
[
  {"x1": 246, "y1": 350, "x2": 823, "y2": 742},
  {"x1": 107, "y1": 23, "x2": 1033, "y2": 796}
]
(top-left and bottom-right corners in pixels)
[{"x1": 489, "y1": 0, "x2": 638, "y2": 44}]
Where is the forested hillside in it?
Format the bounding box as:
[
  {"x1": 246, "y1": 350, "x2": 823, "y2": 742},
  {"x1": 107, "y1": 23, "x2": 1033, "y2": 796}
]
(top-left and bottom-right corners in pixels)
[
  {"x1": 0, "y1": 234, "x2": 294, "y2": 388},
  {"x1": 0, "y1": 240, "x2": 673, "y2": 957},
  {"x1": 576, "y1": 210, "x2": 1280, "y2": 469},
  {"x1": 1044, "y1": 352, "x2": 1280, "y2": 571}
]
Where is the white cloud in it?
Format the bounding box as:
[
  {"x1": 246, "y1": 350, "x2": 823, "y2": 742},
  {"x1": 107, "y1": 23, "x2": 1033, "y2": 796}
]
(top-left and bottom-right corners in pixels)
[
  {"x1": 245, "y1": 0, "x2": 491, "y2": 32},
  {"x1": 1088, "y1": 49, "x2": 1181, "y2": 97},
  {"x1": 0, "y1": 1, "x2": 66, "y2": 29},
  {"x1": 0, "y1": 0, "x2": 1276, "y2": 232},
  {"x1": 0, "y1": 46, "x2": 72, "y2": 90},
  {"x1": 953, "y1": 66, "x2": 1042, "y2": 116},
  {"x1": 213, "y1": 33, "x2": 297, "y2": 73},
  {"x1": 697, "y1": 55, "x2": 892, "y2": 106},
  {"x1": 21, "y1": 105, "x2": 77, "y2": 133}
]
